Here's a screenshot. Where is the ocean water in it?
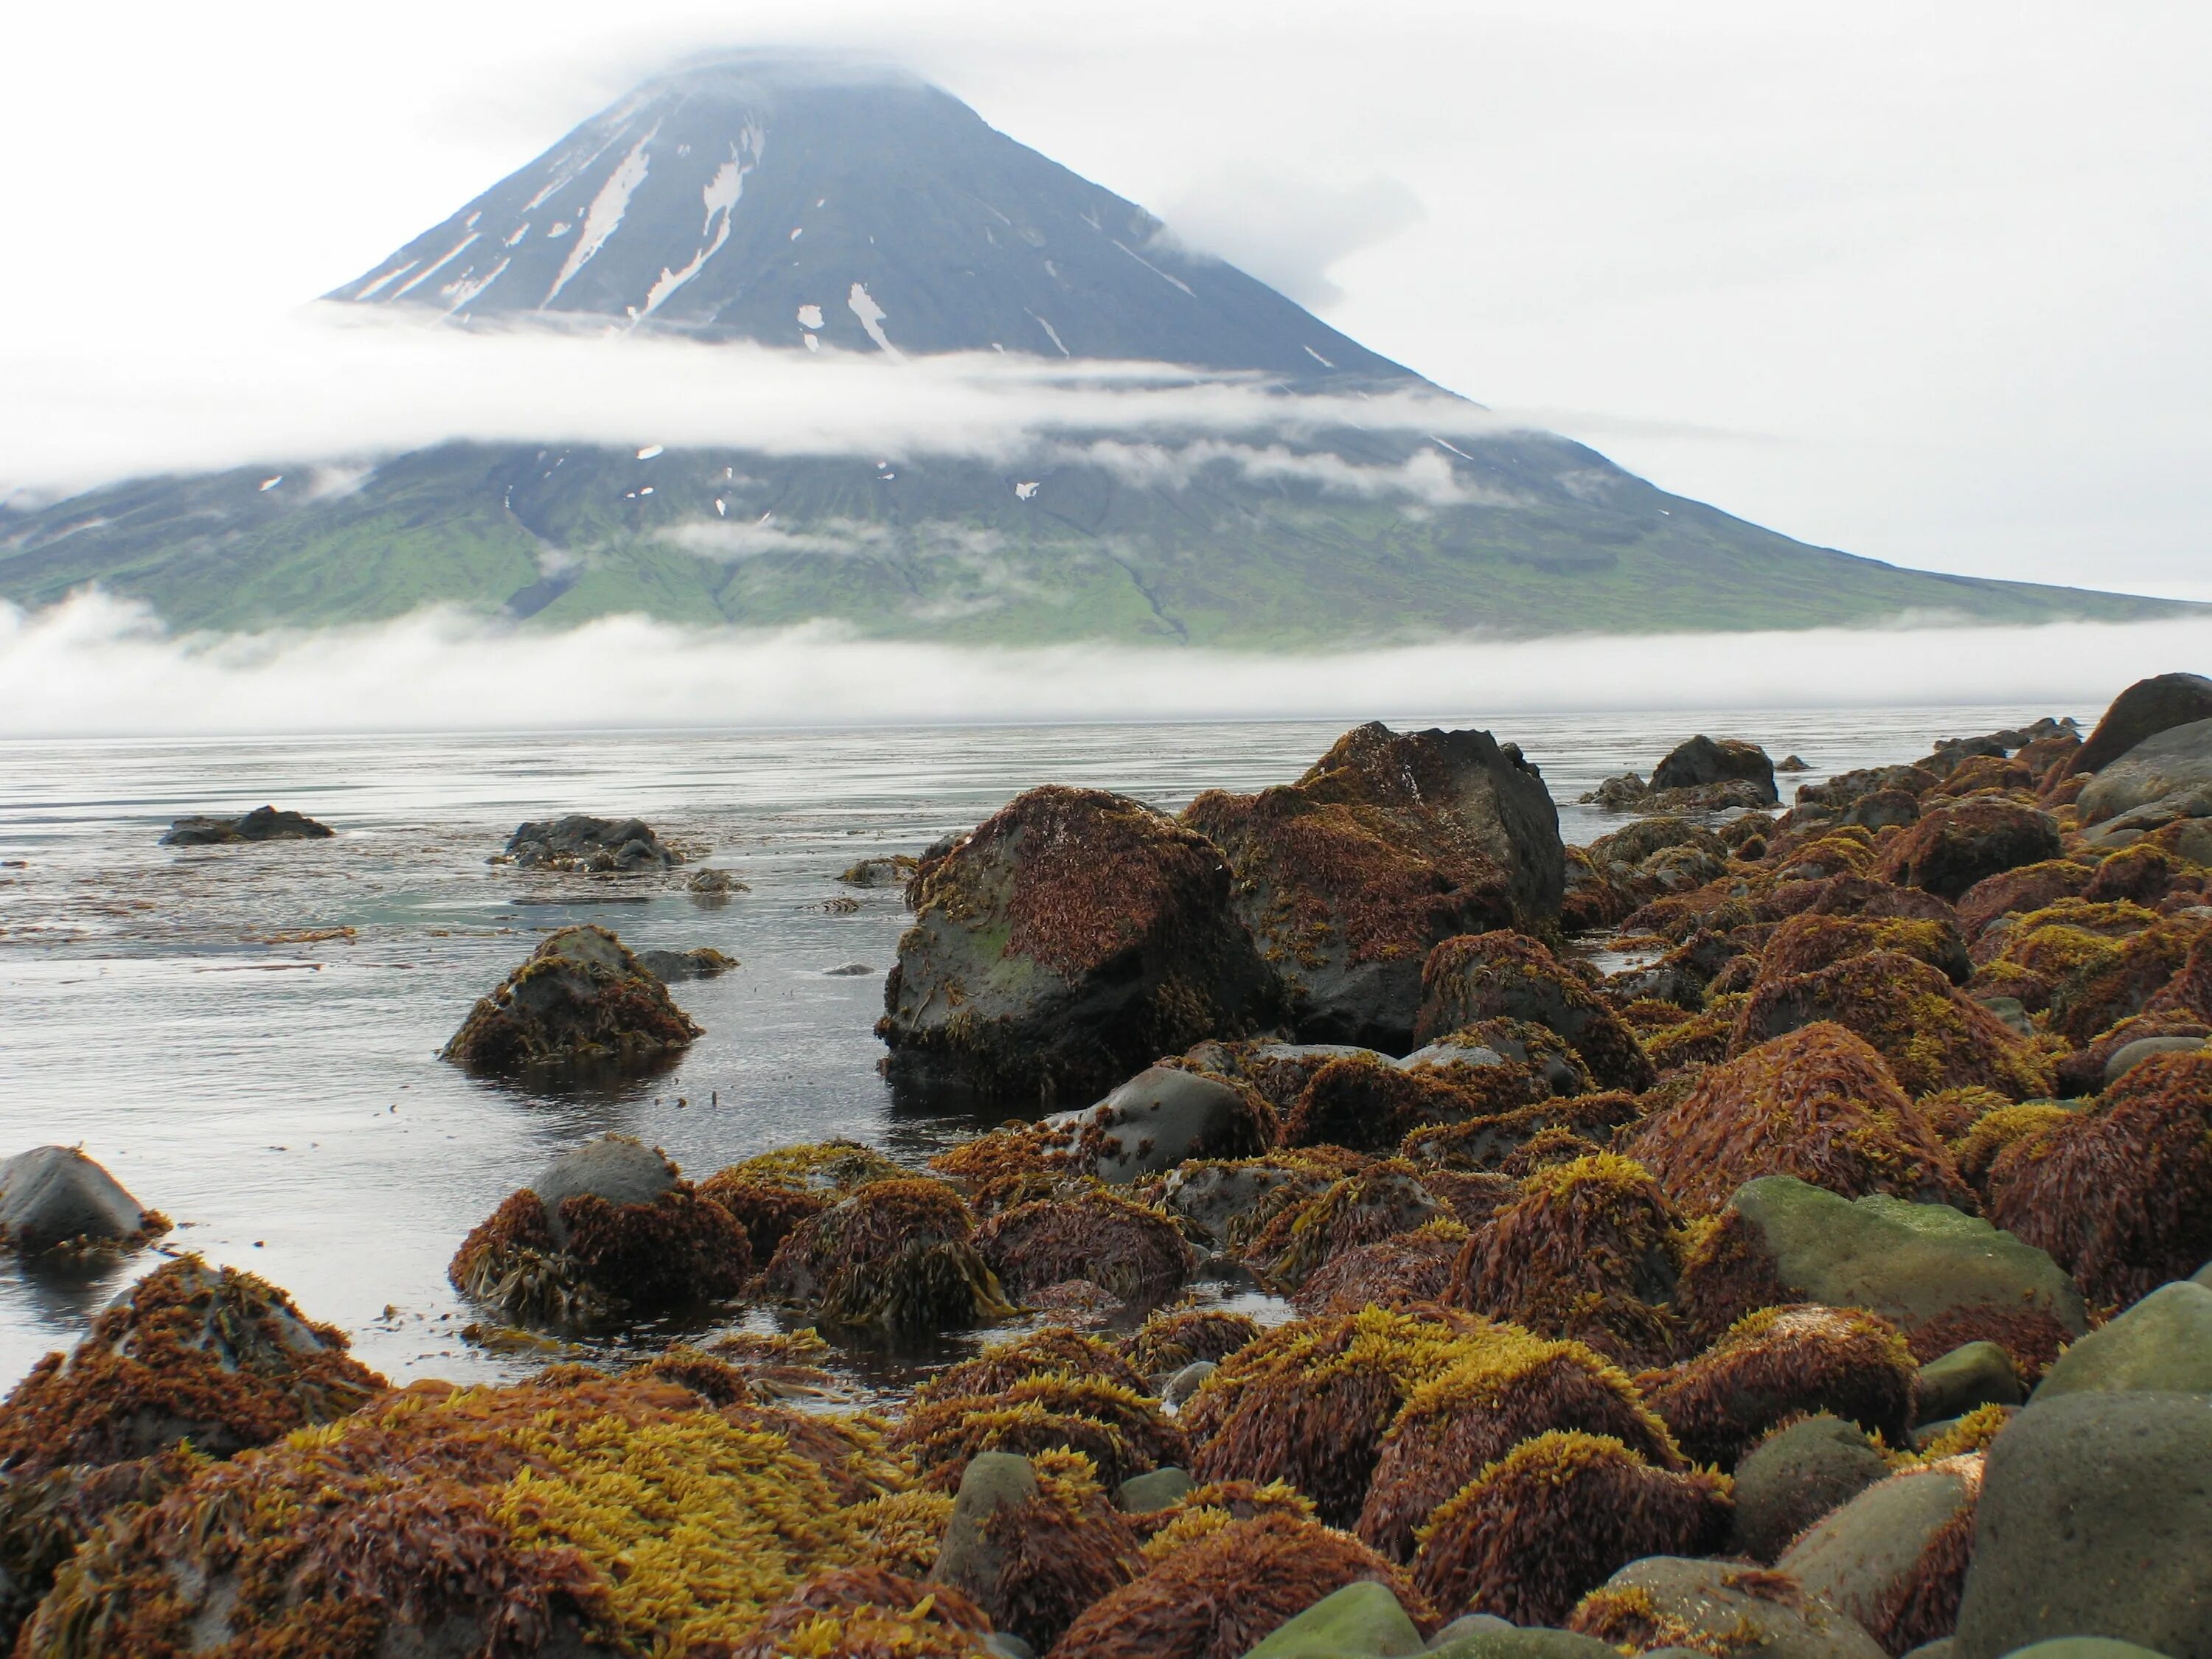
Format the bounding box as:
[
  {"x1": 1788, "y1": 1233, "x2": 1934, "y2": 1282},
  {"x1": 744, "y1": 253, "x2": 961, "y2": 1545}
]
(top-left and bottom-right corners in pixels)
[{"x1": 0, "y1": 703, "x2": 2076, "y2": 1394}]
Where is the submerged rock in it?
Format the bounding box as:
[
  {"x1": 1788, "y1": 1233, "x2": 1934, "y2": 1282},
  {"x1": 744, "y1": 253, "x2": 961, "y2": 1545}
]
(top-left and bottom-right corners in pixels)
[
  {"x1": 635, "y1": 945, "x2": 736, "y2": 981},
  {"x1": 159, "y1": 804, "x2": 333, "y2": 845},
  {"x1": 442, "y1": 924, "x2": 701, "y2": 1071},
  {"x1": 880, "y1": 785, "x2": 1282, "y2": 1102},
  {"x1": 0, "y1": 1147, "x2": 167, "y2": 1256},
  {"x1": 498, "y1": 812, "x2": 681, "y2": 870},
  {"x1": 1184, "y1": 722, "x2": 1565, "y2": 1050}
]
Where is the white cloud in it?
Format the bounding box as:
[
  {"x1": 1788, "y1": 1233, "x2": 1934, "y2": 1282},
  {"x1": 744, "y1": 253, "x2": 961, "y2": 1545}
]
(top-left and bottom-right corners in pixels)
[
  {"x1": 7, "y1": 588, "x2": 2210, "y2": 738},
  {"x1": 1155, "y1": 170, "x2": 1425, "y2": 310}
]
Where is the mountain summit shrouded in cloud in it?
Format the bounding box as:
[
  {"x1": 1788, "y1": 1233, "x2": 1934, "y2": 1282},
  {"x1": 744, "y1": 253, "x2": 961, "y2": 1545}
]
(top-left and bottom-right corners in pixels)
[
  {"x1": 330, "y1": 55, "x2": 1416, "y2": 386},
  {"x1": 0, "y1": 55, "x2": 2196, "y2": 644}
]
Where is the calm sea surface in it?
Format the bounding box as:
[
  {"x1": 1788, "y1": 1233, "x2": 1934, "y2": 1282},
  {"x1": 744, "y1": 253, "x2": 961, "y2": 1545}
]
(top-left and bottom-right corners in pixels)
[{"x1": 0, "y1": 705, "x2": 2077, "y2": 1392}]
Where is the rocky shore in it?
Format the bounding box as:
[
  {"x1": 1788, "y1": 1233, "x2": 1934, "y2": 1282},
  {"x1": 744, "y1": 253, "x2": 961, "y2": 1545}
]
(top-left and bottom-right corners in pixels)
[{"x1": 4, "y1": 681, "x2": 2212, "y2": 1658}]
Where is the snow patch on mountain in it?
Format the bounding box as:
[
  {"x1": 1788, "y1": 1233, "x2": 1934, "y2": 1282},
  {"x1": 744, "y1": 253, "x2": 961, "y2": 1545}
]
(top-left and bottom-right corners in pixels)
[{"x1": 547, "y1": 125, "x2": 658, "y2": 305}]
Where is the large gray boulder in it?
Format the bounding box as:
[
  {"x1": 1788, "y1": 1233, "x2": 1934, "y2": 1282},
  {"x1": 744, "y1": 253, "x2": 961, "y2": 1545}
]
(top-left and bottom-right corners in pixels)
[
  {"x1": 1731, "y1": 1414, "x2": 1893, "y2": 1562},
  {"x1": 1952, "y1": 1391, "x2": 2212, "y2": 1659},
  {"x1": 2079, "y1": 717, "x2": 2212, "y2": 827},
  {"x1": 530, "y1": 1135, "x2": 678, "y2": 1247},
  {"x1": 2035, "y1": 1280, "x2": 2212, "y2": 1398},
  {"x1": 1718, "y1": 1177, "x2": 2086, "y2": 1341},
  {"x1": 2065, "y1": 673, "x2": 2212, "y2": 779},
  {"x1": 1065, "y1": 1065, "x2": 1273, "y2": 1182},
  {"x1": 1572, "y1": 1557, "x2": 1886, "y2": 1659},
  {"x1": 1183, "y1": 723, "x2": 1564, "y2": 1052},
  {"x1": 882, "y1": 786, "x2": 1284, "y2": 1102},
  {"x1": 1779, "y1": 1462, "x2": 1979, "y2": 1648},
  {"x1": 0, "y1": 1147, "x2": 166, "y2": 1254},
  {"x1": 1652, "y1": 734, "x2": 1781, "y2": 804}
]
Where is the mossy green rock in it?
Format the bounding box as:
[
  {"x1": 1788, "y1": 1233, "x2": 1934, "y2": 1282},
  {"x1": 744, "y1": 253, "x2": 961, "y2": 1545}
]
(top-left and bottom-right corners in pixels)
[
  {"x1": 1241, "y1": 1581, "x2": 1426, "y2": 1658},
  {"x1": 1728, "y1": 1176, "x2": 2086, "y2": 1337},
  {"x1": 1731, "y1": 1413, "x2": 1892, "y2": 1562},
  {"x1": 1577, "y1": 1557, "x2": 1887, "y2": 1659},
  {"x1": 1952, "y1": 1392, "x2": 2212, "y2": 1659},
  {"x1": 1780, "y1": 1464, "x2": 1978, "y2": 1638},
  {"x1": 1427, "y1": 1631, "x2": 1621, "y2": 1659},
  {"x1": 2035, "y1": 1281, "x2": 2212, "y2": 1398},
  {"x1": 1919, "y1": 1340, "x2": 2024, "y2": 1420}
]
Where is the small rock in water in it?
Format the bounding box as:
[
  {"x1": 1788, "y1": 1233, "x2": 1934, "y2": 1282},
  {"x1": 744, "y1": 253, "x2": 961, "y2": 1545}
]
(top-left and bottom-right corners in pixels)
[
  {"x1": 1776, "y1": 753, "x2": 1812, "y2": 771},
  {"x1": 0, "y1": 1147, "x2": 169, "y2": 1255},
  {"x1": 498, "y1": 813, "x2": 680, "y2": 872},
  {"x1": 837, "y1": 855, "x2": 919, "y2": 888},
  {"x1": 441, "y1": 925, "x2": 701, "y2": 1071},
  {"x1": 822, "y1": 961, "x2": 876, "y2": 976},
  {"x1": 635, "y1": 946, "x2": 736, "y2": 982},
  {"x1": 160, "y1": 805, "x2": 333, "y2": 846}
]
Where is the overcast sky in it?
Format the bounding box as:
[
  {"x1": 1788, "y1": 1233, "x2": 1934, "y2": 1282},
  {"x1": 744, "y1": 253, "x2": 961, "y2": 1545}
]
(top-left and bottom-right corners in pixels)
[{"x1": 4, "y1": 0, "x2": 2208, "y2": 599}]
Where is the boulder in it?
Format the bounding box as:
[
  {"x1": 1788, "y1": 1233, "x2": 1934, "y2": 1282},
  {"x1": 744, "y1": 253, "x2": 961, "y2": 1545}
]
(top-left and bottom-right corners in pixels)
[
  {"x1": 838, "y1": 855, "x2": 919, "y2": 888},
  {"x1": 1062, "y1": 1065, "x2": 1276, "y2": 1182},
  {"x1": 1779, "y1": 1460, "x2": 1981, "y2": 1653},
  {"x1": 1652, "y1": 735, "x2": 1780, "y2": 804},
  {"x1": 974, "y1": 1189, "x2": 1198, "y2": 1303},
  {"x1": 1242, "y1": 1579, "x2": 1427, "y2": 1658},
  {"x1": 634, "y1": 946, "x2": 735, "y2": 981},
  {"x1": 880, "y1": 786, "x2": 1284, "y2": 1102},
  {"x1": 2079, "y1": 717, "x2": 2212, "y2": 826},
  {"x1": 499, "y1": 813, "x2": 679, "y2": 871},
  {"x1": 1952, "y1": 1391, "x2": 2212, "y2": 1659},
  {"x1": 1427, "y1": 1629, "x2": 1620, "y2": 1659},
  {"x1": 159, "y1": 805, "x2": 333, "y2": 845},
  {"x1": 1918, "y1": 1342, "x2": 2023, "y2": 1420},
  {"x1": 1183, "y1": 723, "x2": 1565, "y2": 1051},
  {"x1": 1880, "y1": 801, "x2": 2065, "y2": 903},
  {"x1": 2103, "y1": 1034, "x2": 2207, "y2": 1083},
  {"x1": 442, "y1": 925, "x2": 700, "y2": 1071},
  {"x1": 0, "y1": 1147, "x2": 167, "y2": 1254},
  {"x1": 759, "y1": 1178, "x2": 1014, "y2": 1335},
  {"x1": 929, "y1": 1450, "x2": 1039, "y2": 1607},
  {"x1": 1416, "y1": 931, "x2": 1656, "y2": 1092},
  {"x1": 1570, "y1": 1557, "x2": 1888, "y2": 1659},
  {"x1": 2064, "y1": 672, "x2": 2212, "y2": 779},
  {"x1": 1998, "y1": 1644, "x2": 2174, "y2": 1659},
  {"x1": 2034, "y1": 1280, "x2": 2212, "y2": 1398},
  {"x1": 1730, "y1": 1414, "x2": 1891, "y2": 1562},
  {"x1": 1116, "y1": 1466, "x2": 1194, "y2": 1512},
  {"x1": 1162, "y1": 1361, "x2": 1215, "y2": 1411}
]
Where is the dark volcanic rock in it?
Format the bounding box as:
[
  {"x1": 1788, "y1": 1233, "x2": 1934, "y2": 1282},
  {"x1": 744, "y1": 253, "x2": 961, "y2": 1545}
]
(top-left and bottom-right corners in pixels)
[
  {"x1": 880, "y1": 785, "x2": 1282, "y2": 1102},
  {"x1": 0, "y1": 1147, "x2": 167, "y2": 1256},
  {"x1": 1651, "y1": 735, "x2": 1780, "y2": 805},
  {"x1": 500, "y1": 813, "x2": 681, "y2": 871},
  {"x1": 1183, "y1": 723, "x2": 1563, "y2": 1051},
  {"x1": 2063, "y1": 672, "x2": 2212, "y2": 779},
  {"x1": 159, "y1": 805, "x2": 333, "y2": 846},
  {"x1": 442, "y1": 924, "x2": 702, "y2": 1071}
]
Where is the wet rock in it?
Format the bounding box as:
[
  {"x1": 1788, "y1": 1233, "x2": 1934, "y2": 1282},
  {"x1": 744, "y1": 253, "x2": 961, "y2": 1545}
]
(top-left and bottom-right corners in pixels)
[
  {"x1": 449, "y1": 1135, "x2": 753, "y2": 1326},
  {"x1": 1880, "y1": 801, "x2": 2065, "y2": 903},
  {"x1": 1243, "y1": 1579, "x2": 1427, "y2": 1657},
  {"x1": 635, "y1": 945, "x2": 735, "y2": 981},
  {"x1": 441, "y1": 924, "x2": 700, "y2": 1071},
  {"x1": 159, "y1": 804, "x2": 333, "y2": 845},
  {"x1": 1652, "y1": 735, "x2": 1781, "y2": 804},
  {"x1": 2105, "y1": 1033, "x2": 2209, "y2": 1082},
  {"x1": 1159, "y1": 1157, "x2": 1336, "y2": 1248},
  {"x1": 839, "y1": 854, "x2": 919, "y2": 887},
  {"x1": 1162, "y1": 1360, "x2": 1216, "y2": 1410},
  {"x1": 881, "y1": 786, "x2": 1283, "y2": 1102},
  {"x1": 686, "y1": 866, "x2": 748, "y2": 895},
  {"x1": 1116, "y1": 1465, "x2": 1195, "y2": 1512},
  {"x1": 1730, "y1": 1414, "x2": 1891, "y2": 1562},
  {"x1": 1779, "y1": 1458, "x2": 1982, "y2": 1655},
  {"x1": 759, "y1": 1177, "x2": 1013, "y2": 1335},
  {"x1": 1952, "y1": 1391, "x2": 2212, "y2": 1659},
  {"x1": 975, "y1": 1188, "x2": 1198, "y2": 1304},
  {"x1": 499, "y1": 813, "x2": 680, "y2": 871},
  {"x1": 1064, "y1": 1065, "x2": 1276, "y2": 1182},
  {"x1": 2079, "y1": 716, "x2": 2212, "y2": 827},
  {"x1": 2034, "y1": 1280, "x2": 2212, "y2": 1398},
  {"x1": 0, "y1": 1147, "x2": 167, "y2": 1255},
  {"x1": 1847, "y1": 788, "x2": 1922, "y2": 831},
  {"x1": 1918, "y1": 1342, "x2": 2023, "y2": 1420},
  {"x1": 1416, "y1": 931, "x2": 1657, "y2": 1092},
  {"x1": 822, "y1": 961, "x2": 874, "y2": 976},
  {"x1": 2062, "y1": 672, "x2": 2212, "y2": 779},
  {"x1": 931, "y1": 1450, "x2": 1038, "y2": 1606},
  {"x1": 1183, "y1": 723, "x2": 1565, "y2": 1051},
  {"x1": 1570, "y1": 1556, "x2": 1887, "y2": 1659}
]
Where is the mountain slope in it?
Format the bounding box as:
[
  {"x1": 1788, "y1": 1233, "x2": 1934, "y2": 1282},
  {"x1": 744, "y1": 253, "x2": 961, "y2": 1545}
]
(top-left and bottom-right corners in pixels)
[{"x1": 329, "y1": 57, "x2": 1413, "y2": 386}]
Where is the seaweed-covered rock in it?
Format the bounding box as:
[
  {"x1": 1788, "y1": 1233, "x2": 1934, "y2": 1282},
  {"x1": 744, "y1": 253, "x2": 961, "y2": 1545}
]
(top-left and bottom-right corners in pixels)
[
  {"x1": 1447, "y1": 1155, "x2": 1688, "y2": 1368},
  {"x1": 18, "y1": 1360, "x2": 911, "y2": 1658},
  {"x1": 1402, "y1": 1018, "x2": 1596, "y2": 1099},
  {"x1": 1281, "y1": 1054, "x2": 1495, "y2": 1152},
  {"x1": 1652, "y1": 736, "x2": 1781, "y2": 804},
  {"x1": 1570, "y1": 1556, "x2": 1887, "y2": 1659},
  {"x1": 1879, "y1": 801, "x2": 2064, "y2": 902},
  {"x1": 1986, "y1": 1051, "x2": 2212, "y2": 1308},
  {"x1": 1757, "y1": 912, "x2": 1974, "y2": 988},
  {"x1": 698, "y1": 1140, "x2": 908, "y2": 1262},
  {"x1": 1402, "y1": 1091, "x2": 1641, "y2": 1174},
  {"x1": 931, "y1": 1448, "x2": 1143, "y2": 1651},
  {"x1": 976, "y1": 1189, "x2": 1198, "y2": 1304},
  {"x1": 1358, "y1": 1324, "x2": 1683, "y2": 1562},
  {"x1": 920, "y1": 1329, "x2": 1153, "y2": 1405},
  {"x1": 635, "y1": 945, "x2": 735, "y2": 981},
  {"x1": 1293, "y1": 1228, "x2": 1468, "y2": 1318},
  {"x1": 1639, "y1": 1304, "x2": 1919, "y2": 1470},
  {"x1": 1185, "y1": 1306, "x2": 1486, "y2": 1527},
  {"x1": 2033, "y1": 1279, "x2": 2212, "y2": 1397},
  {"x1": 159, "y1": 805, "x2": 333, "y2": 846},
  {"x1": 1731, "y1": 1415, "x2": 1891, "y2": 1563},
  {"x1": 1779, "y1": 1456, "x2": 1982, "y2": 1655},
  {"x1": 1627, "y1": 1027, "x2": 1970, "y2": 1215},
  {"x1": 1416, "y1": 932, "x2": 1658, "y2": 1092},
  {"x1": 731, "y1": 1566, "x2": 994, "y2": 1658},
  {"x1": 1049, "y1": 1512, "x2": 1433, "y2": 1659},
  {"x1": 0, "y1": 1452, "x2": 204, "y2": 1647},
  {"x1": 0, "y1": 1258, "x2": 383, "y2": 1478},
  {"x1": 2047, "y1": 914, "x2": 2211, "y2": 1045},
  {"x1": 1183, "y1": 723, "x2": 1565, "y2": 1050},
  {"x1": 1245, "y1": 1161, "x2": 1447, "y2": 1290},
  {"x1": 1733, "y1": 952, "x2": 2051, "y2": 1101},
  {"x1": 1121, "y1": 1307, "x2": 1264, "y2": 1380},
  {"x1": 499, "y1": 813, "x2": 681, "y2": 870},
  {"x1": 1952, "y1": 1391, "x2": 2212, "y2": 1659},
  {"x1": 1677, "y1": 1177, "x2": 2084, "y2": 1368},
  {"x1": 759, "y1": 1177, "x2": 1015, "y2": 1335},
  {"x1": 1413, "y1": 1432, "x2": 1732, "y2": 1627},
  {"x1": 0, "y1": 1148, "x2": 167, "y2": 1256},
  {"x1": 442, "y1": 924, "x2": 701, "y2": 1071},
  {"x1": 880, "y1": 787, "x2": 1282, "y2": 1103},
  {"x1": 894, "y1": 1374, "x2": 1186, "y2": 1495},
  {"x1": 448, "y1": 1135, "x2": 753, "y2": 1326},
  {"x1": 1157, "y1": 1155, "x2": 1341, "y2": 1250},
  {"x1": 1956, "y1": 862, "x2": 2097, "y2": 939}
]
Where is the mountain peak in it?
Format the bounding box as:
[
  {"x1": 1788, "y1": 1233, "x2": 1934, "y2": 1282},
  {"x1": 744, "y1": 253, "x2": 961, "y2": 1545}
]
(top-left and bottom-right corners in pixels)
[{"x1": 330, "y1": 52, "x2": 1417, "y2": 385}]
